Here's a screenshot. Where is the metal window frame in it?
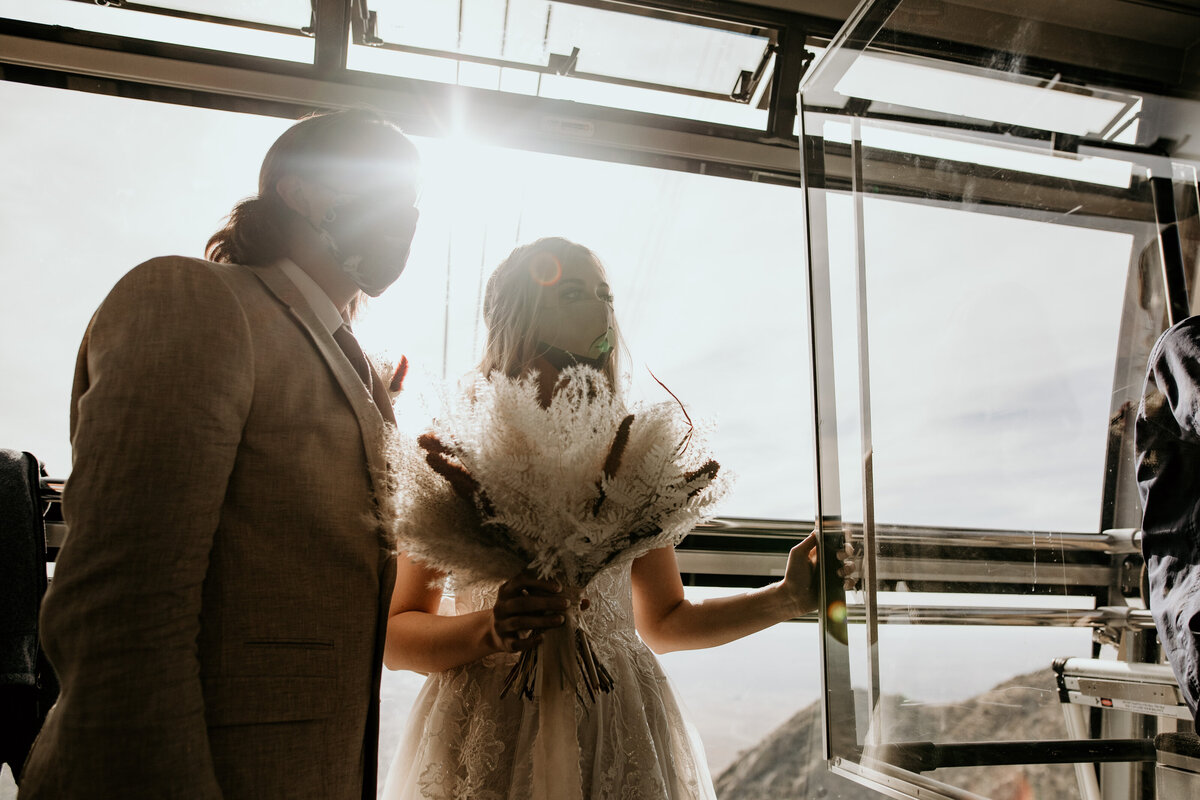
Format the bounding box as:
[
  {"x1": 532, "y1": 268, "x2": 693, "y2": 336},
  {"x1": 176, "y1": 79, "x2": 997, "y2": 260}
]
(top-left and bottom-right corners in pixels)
[
  {"x1": 798, "y1": 4, "x2": 1197, "y2": 799},
  {"x1": 0, "y1": 0, "x2": 831, "y2": 153},
  {"x1": 351, "y1": 0, "x2": 780, "y2": 104}
]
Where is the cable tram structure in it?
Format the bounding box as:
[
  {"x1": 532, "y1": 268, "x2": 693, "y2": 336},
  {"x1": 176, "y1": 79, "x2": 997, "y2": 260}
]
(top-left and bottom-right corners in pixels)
[{"x1": 4, "y1": 2, "x2": 1200, "y2": 799}]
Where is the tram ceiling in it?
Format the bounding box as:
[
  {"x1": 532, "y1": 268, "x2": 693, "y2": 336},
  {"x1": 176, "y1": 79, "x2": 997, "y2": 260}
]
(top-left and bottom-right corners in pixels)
[{"x1": 768, "y1": 0, "x2": 1200, "y2": 96}]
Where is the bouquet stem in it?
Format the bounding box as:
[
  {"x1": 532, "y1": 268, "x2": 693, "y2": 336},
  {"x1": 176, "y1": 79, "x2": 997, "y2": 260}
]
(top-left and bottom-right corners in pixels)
[
  {"x1": 532, "y1": 625, "x2": 584, "y2": 800},
  {"x1": 500, "y1": 612, "x2": 613, "y2": 703}
]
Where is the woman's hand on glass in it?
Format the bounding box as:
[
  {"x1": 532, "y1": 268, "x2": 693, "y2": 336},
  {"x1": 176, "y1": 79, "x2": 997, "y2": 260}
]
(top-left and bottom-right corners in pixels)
[
  {"x1": 490, "y1": 572, "x2": 570, "y2": 653},
  {"x1": 781, "y1": 533, "x2": 820, "y2": 616},
  {"x1": 780, "y1": 533, "x2": 861, "y2": 616}
]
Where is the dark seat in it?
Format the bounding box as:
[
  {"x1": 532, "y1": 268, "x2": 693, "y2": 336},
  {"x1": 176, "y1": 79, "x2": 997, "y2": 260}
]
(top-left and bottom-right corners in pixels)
[{"x1": 0, "y1": 449, "x2": 58, "y2": 784}]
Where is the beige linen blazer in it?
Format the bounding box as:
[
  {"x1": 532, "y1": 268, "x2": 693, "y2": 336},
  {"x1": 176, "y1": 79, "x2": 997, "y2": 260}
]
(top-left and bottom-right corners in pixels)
[{"x1": 19, "y1": 257, "x2": 397, "y2": 800}]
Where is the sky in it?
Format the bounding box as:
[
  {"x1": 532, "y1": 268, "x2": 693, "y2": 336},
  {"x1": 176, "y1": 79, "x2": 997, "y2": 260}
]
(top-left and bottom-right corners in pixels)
[{"x1": 0, "y1": 2, "x2": 1155, "y2": 795}]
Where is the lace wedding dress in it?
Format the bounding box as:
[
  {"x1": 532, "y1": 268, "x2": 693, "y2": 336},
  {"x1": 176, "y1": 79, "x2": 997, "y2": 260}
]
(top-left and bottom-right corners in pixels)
[{"x1": 381, "y1": 563, "x2": 717, "y2": 800}]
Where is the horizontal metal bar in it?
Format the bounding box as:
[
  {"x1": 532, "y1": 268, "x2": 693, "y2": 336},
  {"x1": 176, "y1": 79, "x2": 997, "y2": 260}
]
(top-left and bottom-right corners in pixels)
[
  {"x1": 696, "y1": 517, "x2": 1141, "y2": 554},
  {"x1": 1057, "y1": 657, "x2": 1181, "y2": 684},
  {"x1": 1066, "y1": 691, "x2": 1194, "y2": 720},
  {"x1": 679, "y1": 547, "x2": 1118, "y2": 589},
  {"x1": 875, "y1": 556, "x2": 1113, "y2": 586},
  {"x1": 867, "y1": 738, "x2": 1157, "y2": 772},
  {"x1": 364, "y1": 40, "x2": 740, "y2": 103},
  {"x1": 61, "y1": 0, "x2": 310, "y2": 38},
  {"x1": 562, "y1": 0, "x2": 787, "y2": 38},
  {"x1": 38, "y1": 483, "x2": 1133, "y2": 557},
  {"x1": 670, "y1": 556, "x2": 1149, "y2": 628},
  {"x1": 42, "y1": 524, "x2": 1141, "y2": 626},
  {"x1": 39, "y1": 475, "x2": 1135, "y2": 595},
  {"x1": 862, "y1": 606, "x2": 1154, "y2": 629},
  {"x1": 39, "y1": 507, "x2": 1139, "y2": 571}
]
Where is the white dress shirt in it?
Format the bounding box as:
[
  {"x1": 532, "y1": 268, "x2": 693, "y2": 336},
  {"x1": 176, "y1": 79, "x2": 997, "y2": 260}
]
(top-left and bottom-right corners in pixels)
[{"x1": 276, "y1": 258, "x2": 346, "y2": 335}]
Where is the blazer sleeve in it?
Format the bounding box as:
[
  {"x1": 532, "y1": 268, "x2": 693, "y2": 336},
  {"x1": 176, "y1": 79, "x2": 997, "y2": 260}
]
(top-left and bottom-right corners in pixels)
[
  {"x1": 38, "y1": 257, "x2": 254, "y2": 797},
  {"x1": 1144, "y1": 320, "x2": 1200, "y2": 444}
]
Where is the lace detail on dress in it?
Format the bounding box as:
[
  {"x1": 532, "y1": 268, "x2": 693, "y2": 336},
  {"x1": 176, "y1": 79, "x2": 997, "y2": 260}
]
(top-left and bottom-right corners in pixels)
[
  {"x1": 415, "y1": 671, "x2": 507, "y2": 800},
  {"x1": 383, "y1": 564, "x2": 716, "y2": 800}
]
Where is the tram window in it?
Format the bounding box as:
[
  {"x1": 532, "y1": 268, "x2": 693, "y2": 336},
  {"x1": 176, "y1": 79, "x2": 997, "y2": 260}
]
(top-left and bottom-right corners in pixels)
[
  {"x1": 0, "y1": 0, "x2": 316, "y2": 63},
  {"x1": 356, "y1": 135, "x2": 812, "y2": 521},
  {"x1": 802, "y1": 1, "x2": 1200, "y2": 797},
  {"x1": 825, "y1": 190, "x2": 1132, "y2": 533},
  {"x1": 0, "y1": 77, "x2": 810, "y2": 518},
  {"x1": 347, "y1": 1, "x2": 773, "y2": 130},
  {"x1": 0, "y1": 73, "x2": 814, "y2": 795}
]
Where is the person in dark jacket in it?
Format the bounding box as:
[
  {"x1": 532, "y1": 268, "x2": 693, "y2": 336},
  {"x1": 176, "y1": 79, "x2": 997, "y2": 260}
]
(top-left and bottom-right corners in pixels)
[{"x1": 1137, "y1": 315, "x2": 1200, "y2": 732}]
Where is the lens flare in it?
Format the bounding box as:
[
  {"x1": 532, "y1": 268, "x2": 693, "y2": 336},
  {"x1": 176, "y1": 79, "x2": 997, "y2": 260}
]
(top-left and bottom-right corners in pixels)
[
  {"x1": 827, "y1": 600, "x2": 847, "y2": 624},
  {"x1": 530, "y1": 253, "x2": 563, "y2": 286}
]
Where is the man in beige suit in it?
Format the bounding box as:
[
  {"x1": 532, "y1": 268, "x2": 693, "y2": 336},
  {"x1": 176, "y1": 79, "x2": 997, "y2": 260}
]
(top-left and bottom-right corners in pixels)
[{"x1": 19, "y1": 109, "x2": 419, "y2": 799}]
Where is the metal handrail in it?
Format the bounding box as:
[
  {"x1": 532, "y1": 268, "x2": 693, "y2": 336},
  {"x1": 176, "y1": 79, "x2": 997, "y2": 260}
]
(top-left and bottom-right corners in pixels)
[{"x1": 695, "y1": 516, "x2": 1141, "y2": 554}]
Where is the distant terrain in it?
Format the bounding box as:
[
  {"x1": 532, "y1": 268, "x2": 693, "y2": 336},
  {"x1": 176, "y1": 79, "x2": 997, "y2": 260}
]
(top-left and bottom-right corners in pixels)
[{"x1": 716, "y1": 668, "x2": 1083, "y2": 800}]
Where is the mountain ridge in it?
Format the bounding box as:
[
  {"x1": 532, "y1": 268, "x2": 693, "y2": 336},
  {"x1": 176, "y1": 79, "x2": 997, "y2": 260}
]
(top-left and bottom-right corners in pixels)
[{"x1": 715, "y1": 667, "x2": 1085, "y2": 800}]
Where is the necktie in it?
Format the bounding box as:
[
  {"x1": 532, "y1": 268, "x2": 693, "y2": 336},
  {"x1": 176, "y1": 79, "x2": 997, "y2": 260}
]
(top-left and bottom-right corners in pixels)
[{"x1": 333, "y1": 324, "x2": 397, "y2": 425}]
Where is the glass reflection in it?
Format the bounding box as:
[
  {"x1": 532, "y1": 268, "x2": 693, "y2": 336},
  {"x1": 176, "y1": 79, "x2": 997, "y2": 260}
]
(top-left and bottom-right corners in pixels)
[{"x1": 802, "y1": 1, "x2": 1199, "y2": 797}]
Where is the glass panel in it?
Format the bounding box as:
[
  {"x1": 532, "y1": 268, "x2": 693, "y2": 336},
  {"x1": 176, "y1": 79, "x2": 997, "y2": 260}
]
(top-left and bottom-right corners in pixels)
[
  {"x1": 367, "y1": 0, "x2": 771, "y2": 95},
  {"x1": 0, "y1": 0, "x2": 314, "y2": 62},
  {"x1": 134, "y1": 0, "x2": 309, "y2": 29},
  {"x1": 349, "y1": 0, "x2": 773, "y2": 129},
  {"x1": 802, "y1": 1, "x2": 1200, "y2": 797},
  {"x1": 843, "y1": 184, "x2": 1129, "y2": 532},
  {"x1": 829, "y1": 53, "x2": 1135, "y2": 139}
]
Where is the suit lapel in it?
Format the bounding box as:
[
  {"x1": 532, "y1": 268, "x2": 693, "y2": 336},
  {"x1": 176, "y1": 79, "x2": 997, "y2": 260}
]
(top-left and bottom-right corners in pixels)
[{"x1": 251, "y1": 264, "x2": 390, "y2": 489}]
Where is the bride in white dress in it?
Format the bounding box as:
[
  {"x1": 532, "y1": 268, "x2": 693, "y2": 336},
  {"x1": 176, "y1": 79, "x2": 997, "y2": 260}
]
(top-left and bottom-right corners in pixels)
[{"x1": 381, "y1": 237, "x2": 845, "y2": 800}]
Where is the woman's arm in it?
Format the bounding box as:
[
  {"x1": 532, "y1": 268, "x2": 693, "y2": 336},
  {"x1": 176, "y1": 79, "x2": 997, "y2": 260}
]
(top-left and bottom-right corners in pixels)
[
  {"x1": 383, "y1": 554, "x2": 570, "y2": 673},
  {"x1": 630, "y1": 534, "x2": 821, "y2": 655}
]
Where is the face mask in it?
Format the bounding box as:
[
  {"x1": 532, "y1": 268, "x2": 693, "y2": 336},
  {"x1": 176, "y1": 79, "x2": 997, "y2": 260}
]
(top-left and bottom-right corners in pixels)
[
  {"x1": 316, "y1": 194, "x2": 419, "y2": 297},
  {"x1": 537, "y1": 327, "x2": 615, "y2": 371},
  {"x1": 534, "y1": 290, "x2": 615, "y2": 370}
]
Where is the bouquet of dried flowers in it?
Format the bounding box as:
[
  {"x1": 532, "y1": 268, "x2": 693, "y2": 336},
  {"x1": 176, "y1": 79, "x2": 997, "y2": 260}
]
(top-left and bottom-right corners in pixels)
[{"x1": 385, "y1": 365, "x2": 728, "y2": 701}]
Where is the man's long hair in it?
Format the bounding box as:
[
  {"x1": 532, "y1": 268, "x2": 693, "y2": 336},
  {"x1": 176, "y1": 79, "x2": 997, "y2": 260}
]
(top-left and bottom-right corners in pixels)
[{"x1": 206, "y1": 108, "x2": 416, "y2": 267}]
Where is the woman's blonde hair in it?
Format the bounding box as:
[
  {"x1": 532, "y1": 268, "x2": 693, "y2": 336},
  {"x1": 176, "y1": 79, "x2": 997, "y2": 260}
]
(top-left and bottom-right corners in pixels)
[{"x1": 479, "y1": 237, "x2": 621, "y2": 389}]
